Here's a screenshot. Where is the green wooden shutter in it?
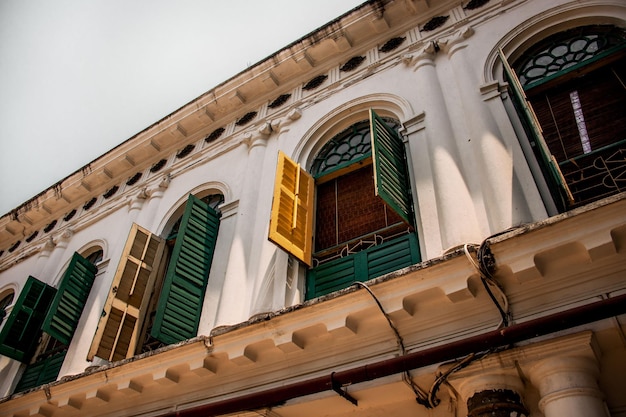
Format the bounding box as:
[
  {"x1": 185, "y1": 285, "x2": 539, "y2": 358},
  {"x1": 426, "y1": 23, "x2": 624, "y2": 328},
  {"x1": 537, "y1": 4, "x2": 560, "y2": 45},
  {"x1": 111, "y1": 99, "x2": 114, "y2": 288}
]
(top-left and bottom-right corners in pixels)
[
  {"x1": 42, "y1": 253, "x2": 98, "y2": 345},
  {"x1": 498, "y1": 49, "x2": 574, "y2": 210},
  {"x1": 151, "y1": 194, "x2": 221, "y2": 345},
  {"x1": 13, "y1": 350, "x2": 67, "y2": 393},
  {"x1": 0, "y1": 276, "x2": 56, "y2": 362},
  {"x1": 369, "y1": 109, "x2": 413, "y2": 225},
  {"x1": 307, "y1": 234, "x2": 419, "y2": 299}
]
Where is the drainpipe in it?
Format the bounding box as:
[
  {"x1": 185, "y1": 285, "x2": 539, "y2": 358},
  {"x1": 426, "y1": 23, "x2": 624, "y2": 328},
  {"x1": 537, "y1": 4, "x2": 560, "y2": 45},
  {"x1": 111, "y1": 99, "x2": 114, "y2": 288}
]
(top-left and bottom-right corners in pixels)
[{"x1": 165, "y1": 293, "x2": 626, "y2": 417}]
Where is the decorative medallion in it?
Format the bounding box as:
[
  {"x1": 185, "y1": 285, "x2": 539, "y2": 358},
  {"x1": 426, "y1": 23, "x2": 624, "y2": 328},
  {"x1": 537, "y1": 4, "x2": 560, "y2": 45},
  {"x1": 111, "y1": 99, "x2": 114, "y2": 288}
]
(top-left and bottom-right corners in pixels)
[
  {"x1": 206, "y1": 127, "x2": 225, "y2": 143},
  {"x1": 103, "y1": 185, "x2": 119, "y2": 199},
  {"x1": 421, "y1": 16, "x2": 449, "y2": 32},
  {"x1": 8, "y1": 241, "x2": 20, "y2": 253},
  {"x1": 44, "y1": 220, "x2": 57, "y2": 233},
  {"x1": 463, "y1": 0, "x2": 490, "y2": 10},
  {"x1": 235, "y1": 111, "x2": 258, "y2": 126},
  {"x1": 379, "y1": 37, "x2": 406, "y2": 53},
  {"x1": 150, "y1": 159, "x2": 167, "y2": 173},
  {"x1": 83, "y1": 197, "x2": 97, "y2": 211},
  {"x1": 26, "y1": 231, "x2": 39, "y2": 243},
  {"x1": 303, "y1": 75, "x2": 328, "y2": 91},
  {"x1": 268, "y1": 94, "x2": 291, "y2": 109},
  {"x1": 126, "y1": 172, "x2": 142, "y2": 186},
  {"x1": 340, "y1": 56, "x2": 366, "y2": 72},
  {"x1": 176, "y1": 144, "x2": 195, "y2": 159},
  {"x1": 63, "y1": 210, "x2": 77, "y2": 222}
]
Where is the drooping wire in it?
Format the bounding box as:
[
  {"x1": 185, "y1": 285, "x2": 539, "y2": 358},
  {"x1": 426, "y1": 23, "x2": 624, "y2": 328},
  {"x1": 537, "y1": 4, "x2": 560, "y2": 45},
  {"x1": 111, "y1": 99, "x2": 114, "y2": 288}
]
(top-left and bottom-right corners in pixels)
[
  {"x1": 352, "y1": 234, "x2": 514, "y2": 408},
  {"x1": 426, "y1": 349, "x2": 495, "y2": 408},
  {"x1": 352, "y1": 282, "x2": 432, "y2": 406},
  {"x1": 463, "y1": 243, "x2": 510, "y2": 328}
]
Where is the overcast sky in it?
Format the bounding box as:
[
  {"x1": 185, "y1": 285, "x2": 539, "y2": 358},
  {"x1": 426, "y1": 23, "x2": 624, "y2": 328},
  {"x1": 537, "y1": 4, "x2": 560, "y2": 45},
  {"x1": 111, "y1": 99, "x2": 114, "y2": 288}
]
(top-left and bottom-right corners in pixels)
[{"x1": 0, "y1": 0, "x2": 364, "y2": 215}]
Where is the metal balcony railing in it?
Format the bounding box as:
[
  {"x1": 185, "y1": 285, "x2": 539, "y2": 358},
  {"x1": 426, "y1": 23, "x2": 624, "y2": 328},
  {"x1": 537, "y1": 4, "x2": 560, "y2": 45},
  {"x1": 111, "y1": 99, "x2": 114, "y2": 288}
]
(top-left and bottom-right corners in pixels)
[{"x1": 560, "y1": 139, "x2": 626, "y2": 207}]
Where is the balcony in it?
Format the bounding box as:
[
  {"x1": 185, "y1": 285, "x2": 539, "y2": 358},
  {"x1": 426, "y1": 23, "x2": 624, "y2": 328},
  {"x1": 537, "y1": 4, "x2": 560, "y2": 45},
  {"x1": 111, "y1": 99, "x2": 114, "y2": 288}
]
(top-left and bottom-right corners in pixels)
[{"x1": 560, "y1": 139, "x2": 626, "y2": 207}]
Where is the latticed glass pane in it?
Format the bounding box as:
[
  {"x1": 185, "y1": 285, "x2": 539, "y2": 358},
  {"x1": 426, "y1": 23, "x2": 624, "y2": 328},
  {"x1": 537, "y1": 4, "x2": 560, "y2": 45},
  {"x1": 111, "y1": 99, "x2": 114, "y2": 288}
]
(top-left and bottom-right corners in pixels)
[
  {"x1": 311, "y1": 119, "x2": 400, "y2": 177},
  {"x1": 515, "y1": 25, "x2": 626, "y2": 87}
]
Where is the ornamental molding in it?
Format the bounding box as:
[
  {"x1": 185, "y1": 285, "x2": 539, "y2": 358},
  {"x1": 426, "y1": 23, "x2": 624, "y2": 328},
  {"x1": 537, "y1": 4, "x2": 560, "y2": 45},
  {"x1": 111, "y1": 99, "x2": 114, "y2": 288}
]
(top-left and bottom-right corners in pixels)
[
  {"x1": 1, "y1": 195, "x2": 625, "y2": 416},
  {"x1": 438, "y1": 26, "x2": 474, "y2": 56}
]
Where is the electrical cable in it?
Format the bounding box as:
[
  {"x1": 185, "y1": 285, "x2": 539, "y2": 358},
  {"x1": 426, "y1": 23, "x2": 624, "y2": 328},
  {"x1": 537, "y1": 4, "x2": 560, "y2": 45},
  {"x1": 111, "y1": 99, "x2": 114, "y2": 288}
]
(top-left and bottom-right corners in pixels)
[
  {"x1": 353, "y1": 234, "x2": 516, "y2": 408},
  {"x1": 352, "y1": 282, "x2": 431, "y2": 406},
  {"x1": 426, "y1": 349, "x2": 493, "y2": 408},
  {"x1": 477, "y1": 240, "x2": 511, "y2": 327},
  {"x1": 463, "y1": 244, "x2": 510, "y2": 328}
]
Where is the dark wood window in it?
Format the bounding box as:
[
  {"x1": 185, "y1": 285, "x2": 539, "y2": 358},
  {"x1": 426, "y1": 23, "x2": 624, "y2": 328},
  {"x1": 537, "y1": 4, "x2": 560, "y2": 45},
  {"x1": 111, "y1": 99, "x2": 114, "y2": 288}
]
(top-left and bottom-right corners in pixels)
[
  {"x1": 512, "y1": 25, "x2": 626, "y2": 208},
  {"x1": 308, "y1": 113, "x2": 420, "y2": 298}
]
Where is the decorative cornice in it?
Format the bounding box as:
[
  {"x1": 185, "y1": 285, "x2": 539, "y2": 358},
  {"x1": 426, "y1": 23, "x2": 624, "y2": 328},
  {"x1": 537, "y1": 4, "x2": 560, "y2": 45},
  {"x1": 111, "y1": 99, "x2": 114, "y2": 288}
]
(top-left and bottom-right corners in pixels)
[{"x1": 2, "y1": 194, "x2": 625, "y2": 416}]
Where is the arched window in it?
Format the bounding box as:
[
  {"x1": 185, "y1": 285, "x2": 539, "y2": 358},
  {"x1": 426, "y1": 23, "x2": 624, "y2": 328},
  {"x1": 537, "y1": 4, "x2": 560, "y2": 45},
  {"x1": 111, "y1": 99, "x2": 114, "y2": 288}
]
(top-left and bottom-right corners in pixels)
[
  {"x1": 89, "y1": 192, "x2": 223, "y2": 361},
  {"x1": 269, "y1": 110, "x2": 421, "y2": 299},
  {"x1": 84, "y1": 248, "x2": 103, "y2": 265},
  {"x1": 142, "y1": 193, "x2": 224, "y2": 353},
  {"x1": 311, "y1": 118, "x2": 410, "y2": 257},
  {"x1": 503, "y1": 25, "x2": 626, "y2": 209},
  {"x1": 0, "y1": 252, "x2": 99, "y2": 393},
  {"x1": 0, "y1": 290, "x2": 14, "y2": 327}
]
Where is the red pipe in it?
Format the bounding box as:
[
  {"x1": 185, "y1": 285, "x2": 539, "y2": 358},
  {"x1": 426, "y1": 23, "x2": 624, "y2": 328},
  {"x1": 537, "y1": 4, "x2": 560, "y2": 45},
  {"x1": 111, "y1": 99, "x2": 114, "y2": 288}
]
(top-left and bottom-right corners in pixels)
[{"x1": 167, "y1": 293, "x2": 626, "y2": 417}]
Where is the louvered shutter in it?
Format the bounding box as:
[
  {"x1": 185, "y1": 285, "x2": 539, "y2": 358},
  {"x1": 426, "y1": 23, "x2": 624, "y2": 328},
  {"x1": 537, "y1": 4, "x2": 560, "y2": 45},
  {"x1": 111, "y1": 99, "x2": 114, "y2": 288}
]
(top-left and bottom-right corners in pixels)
[
  {"x1": 0, "y1": 276, "x2": 56, "y2": 362},
  {"x1": 13, "y1": 351, "x2": 67, "y2": 393},
  {"x1": 269, "y1": 151, "x2": 315, "y2": 266},
  {"x1": 88, "y1": 224, "x2": 165, "y2": 361},
  {"x1": 369, "y1": 109, "x2": 413, "y2": 225},
  {"x1": 498, "y1": 49, "x2": 574, "y2": 209},
  {"x1": 307, "y1": 233, "x2": 420, "y2": 299},
  {"x1": 42, "y1": 253, "x2": 98, "y2": 345},
  {"x1": 151, "y1": 194, "x2": 221, "y2": 345}
]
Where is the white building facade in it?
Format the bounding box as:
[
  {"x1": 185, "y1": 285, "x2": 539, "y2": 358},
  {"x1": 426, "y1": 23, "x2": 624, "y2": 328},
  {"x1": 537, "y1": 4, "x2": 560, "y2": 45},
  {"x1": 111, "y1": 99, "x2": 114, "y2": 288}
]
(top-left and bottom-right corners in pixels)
[{"x1": 0, "y1": 0, "x2": 625, "y2": 416}]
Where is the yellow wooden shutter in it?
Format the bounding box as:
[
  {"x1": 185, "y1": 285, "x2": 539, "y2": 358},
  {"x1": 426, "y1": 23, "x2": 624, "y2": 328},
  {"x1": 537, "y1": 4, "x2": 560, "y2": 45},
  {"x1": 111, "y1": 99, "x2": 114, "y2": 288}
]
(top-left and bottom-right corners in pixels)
[
  {"x1": 88, "y1": 224, "x2": 165, "y2": 361},
  {"x1": 268, "y1": 151, "x2": 314, "y2": 266}
]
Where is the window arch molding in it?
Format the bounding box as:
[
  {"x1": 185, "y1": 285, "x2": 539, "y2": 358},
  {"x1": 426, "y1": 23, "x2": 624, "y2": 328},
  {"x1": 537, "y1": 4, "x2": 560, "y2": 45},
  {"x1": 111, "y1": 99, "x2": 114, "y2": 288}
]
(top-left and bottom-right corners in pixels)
[
  {"x1": 0, "y1": 286, "x2": 17, "y2": 326},
  {"x1": 155, "y1": 181, "x2": 232, "y2": 237},
  {"x1": 0, "y1": 284, "x2": 18, "y2": 302},
  {"x1": 483, "y1": 3, "x2": 626, "y2": 85},
  {"x1": 492, "y1": 10, "x2": 626, "y2": 211},
  {"x1": 48, "y1": 242, "x2": 105, "y2": 287},
  {"x1": 270, "y1": 96, "x2": 422, "y2": 298},
  {"x1": 293, "y1": 93, "x2": 414, "y2": 168},
  {"x1": 78, "y1": 241, "x2": 106, "y2": 263}
]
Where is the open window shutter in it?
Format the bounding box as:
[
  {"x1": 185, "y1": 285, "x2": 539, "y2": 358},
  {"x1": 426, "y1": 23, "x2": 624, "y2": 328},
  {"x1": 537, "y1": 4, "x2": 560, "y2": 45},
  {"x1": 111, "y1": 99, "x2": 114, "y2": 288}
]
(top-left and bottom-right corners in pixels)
[
  {"x1": 42, "y1": 253, "x2": 98, "y2": 345},
  {"x1": 151, "y1": 194, "x2": 221, "y2": 345},
  {"x1": 88, "y1": 224, "x2": 165, "y2": 361},
  {"x1": 0, "y1": 276, "x2": 56, "y2": 362},
  {"x1": 269, "y1": 151, "x2": 314, "y2": 266},
  {"x1": 498, "y1": 49, "x2": 574, "y2": 208},
  {"x1": 369, "y1": 109, "x2": 413, "y2": 225},
  {"x1": 14, "y1": 351, "x2": 67, "y2": 393}
]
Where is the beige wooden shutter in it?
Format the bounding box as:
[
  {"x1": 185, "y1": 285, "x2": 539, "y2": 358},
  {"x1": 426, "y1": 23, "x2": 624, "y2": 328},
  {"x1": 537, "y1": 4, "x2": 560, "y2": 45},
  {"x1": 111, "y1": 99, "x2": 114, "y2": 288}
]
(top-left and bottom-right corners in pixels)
[
  {"x1": 498, "y1": 49, "x2": 574, "y2": 207},
  {"x1": 88, "y1": 224, "x2": 165, "y2": 361},
  {"x1": 268, "y1": 151, "x2": 314, "y2": 266}
]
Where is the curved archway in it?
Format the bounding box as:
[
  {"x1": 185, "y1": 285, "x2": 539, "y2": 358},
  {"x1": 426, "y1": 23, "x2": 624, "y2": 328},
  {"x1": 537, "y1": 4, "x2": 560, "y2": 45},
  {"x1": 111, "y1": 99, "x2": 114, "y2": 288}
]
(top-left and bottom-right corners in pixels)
[
  {"x1": 294, "y1": 93, "x2": 414, "y2": 168},
  {"x1": 78, "y1": 240, "x2": 106, "y2": 266},
  {"x1": 0, "y1": 287, "x2": 15, "y2": 327},
  {"x1": 156, "y1": 182, "x2": 229, "y2": 238},
  {"x1": 278, "y1": 101, "x2": 422, "y2": 299},
  {"x1": 490, "y1": 6, "x2": 626, "y2": 210},
  {"x1": 485, "y1": 3, "x2": 626, "y2": 84}
]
